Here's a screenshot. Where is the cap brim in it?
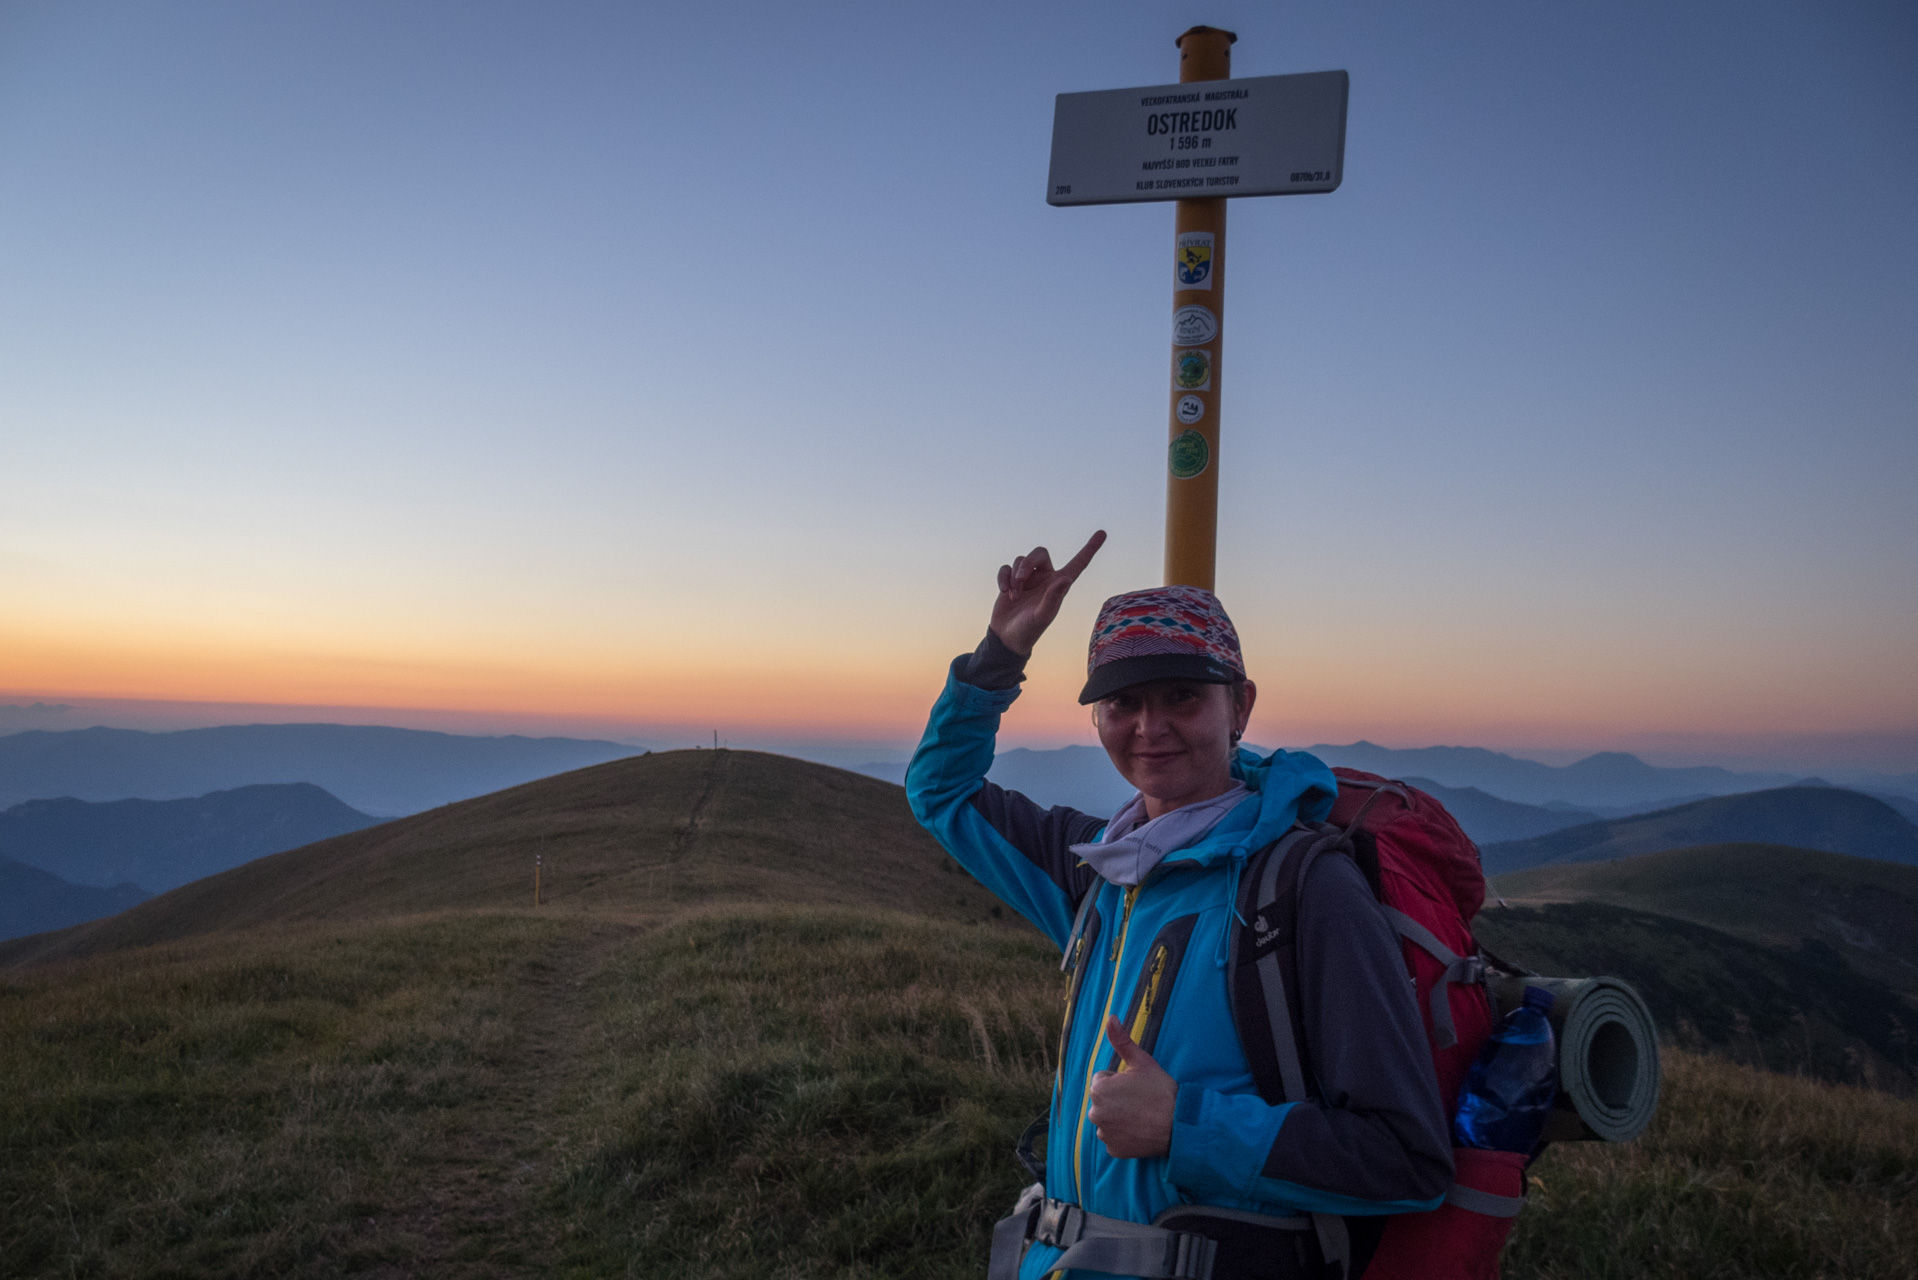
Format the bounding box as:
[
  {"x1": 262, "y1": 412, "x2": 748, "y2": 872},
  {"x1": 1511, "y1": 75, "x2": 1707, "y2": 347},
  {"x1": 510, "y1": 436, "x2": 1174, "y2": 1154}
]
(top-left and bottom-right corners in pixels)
[{"x1": 1078, "y1": 653, "x2": 1242, "y2": 705}]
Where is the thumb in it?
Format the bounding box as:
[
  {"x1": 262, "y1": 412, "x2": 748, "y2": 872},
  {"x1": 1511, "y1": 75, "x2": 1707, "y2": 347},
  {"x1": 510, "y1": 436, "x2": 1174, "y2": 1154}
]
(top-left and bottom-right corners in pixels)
[{"x1": 1104, "y1": 1015, "x2": 1157, "y2": 1072}]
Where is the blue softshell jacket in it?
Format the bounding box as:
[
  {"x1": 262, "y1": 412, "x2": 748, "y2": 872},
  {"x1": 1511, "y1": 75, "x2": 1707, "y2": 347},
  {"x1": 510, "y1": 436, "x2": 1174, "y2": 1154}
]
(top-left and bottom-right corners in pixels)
[{"x1": 907, "y1": 657, "x2": 1451, "y2": 1280}]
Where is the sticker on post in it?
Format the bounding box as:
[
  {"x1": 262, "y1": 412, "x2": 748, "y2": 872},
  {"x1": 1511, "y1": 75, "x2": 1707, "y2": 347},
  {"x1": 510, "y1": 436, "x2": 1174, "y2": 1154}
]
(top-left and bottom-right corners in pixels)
[
  {"x1": 1169, "y1": 429, "x2": 1210, "y2": 479},
  {"x1": 1176, "y1": 394, "x2": 1205, "y2": 424},
  {"x1": 1172, "y1": 305, "x2": 1218, "y2": 346},
  {"x1": 1173, "y1": 348, "x2": 1212, "y2": 391},
  {"x1": 1175, "y1": 233, "x2": 1215, "y2": 291}
]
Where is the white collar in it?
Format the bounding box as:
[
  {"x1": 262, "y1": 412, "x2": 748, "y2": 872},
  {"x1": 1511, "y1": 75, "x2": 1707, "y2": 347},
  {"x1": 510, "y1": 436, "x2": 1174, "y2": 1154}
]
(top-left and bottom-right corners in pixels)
[{"x1": 1068, "y1": 783, "x2": 1250, "y2": 887}]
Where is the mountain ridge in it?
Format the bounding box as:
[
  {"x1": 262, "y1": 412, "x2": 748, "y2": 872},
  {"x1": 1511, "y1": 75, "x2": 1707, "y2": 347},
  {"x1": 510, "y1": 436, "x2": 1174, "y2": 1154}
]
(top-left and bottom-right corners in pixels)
[
  {"x1": 1480, "y1": 787, "x2": 1918, "y2": 874},
  {"x1": 1399, "y1": 778, "x2": 1600, "y2": 843},
  {"x1": 0, "y1": 855, "x2": 150, "y2": 943},
  {"x1": 0, "y1": 782, "x2": 379, "y2": 893},
  {"x1": 0, "y1": 723, "x2": 637, "y2": 815},
  {"x1": 1300, "y1": 741, "x2": 1812, "y2": 809},
  {"x1": 1492, "y1": 842, "x2": 1918, "y2": 995}
]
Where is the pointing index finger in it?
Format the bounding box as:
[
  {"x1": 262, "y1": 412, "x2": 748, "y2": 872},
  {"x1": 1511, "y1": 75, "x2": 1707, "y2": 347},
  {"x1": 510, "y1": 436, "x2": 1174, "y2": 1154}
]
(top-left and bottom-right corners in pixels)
[{"x1": 1059, "y1": 530, "x2": 1107, "y2": 583}]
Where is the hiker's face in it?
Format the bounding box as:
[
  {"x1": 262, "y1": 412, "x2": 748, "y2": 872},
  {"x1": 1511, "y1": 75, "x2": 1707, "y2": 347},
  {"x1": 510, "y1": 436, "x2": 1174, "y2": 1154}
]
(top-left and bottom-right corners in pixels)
[{"x1": 1095, "y1": 679, "x2": 1254, "y2": 813}]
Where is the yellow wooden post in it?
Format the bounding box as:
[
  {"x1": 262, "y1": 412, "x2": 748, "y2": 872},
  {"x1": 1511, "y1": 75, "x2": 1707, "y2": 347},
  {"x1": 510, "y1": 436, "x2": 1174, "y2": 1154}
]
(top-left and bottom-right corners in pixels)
[{"x1": 1164, "y1": 25, "x2": 1236, "y2": 591}]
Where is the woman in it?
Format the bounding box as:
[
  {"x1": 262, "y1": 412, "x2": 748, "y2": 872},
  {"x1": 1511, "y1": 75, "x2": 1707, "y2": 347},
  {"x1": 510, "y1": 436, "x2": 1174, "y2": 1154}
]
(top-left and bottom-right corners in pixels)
[{"x1": 905, "y1": 533, "x2": 1451, "y2": 1280}]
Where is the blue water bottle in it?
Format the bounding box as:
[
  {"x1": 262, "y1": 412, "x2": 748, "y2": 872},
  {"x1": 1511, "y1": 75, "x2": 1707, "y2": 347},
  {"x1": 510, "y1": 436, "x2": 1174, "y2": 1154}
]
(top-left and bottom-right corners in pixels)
[{"x1": 1454, "y1": 986, "x2": 1559, "y2": 1152}]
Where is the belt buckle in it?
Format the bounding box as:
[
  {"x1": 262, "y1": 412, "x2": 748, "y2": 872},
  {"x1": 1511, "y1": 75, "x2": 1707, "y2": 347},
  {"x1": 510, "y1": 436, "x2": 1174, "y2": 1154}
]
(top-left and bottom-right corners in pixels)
[{"x1": 1036, "y1": 1199, "x2": 1079, "y2": 1247}]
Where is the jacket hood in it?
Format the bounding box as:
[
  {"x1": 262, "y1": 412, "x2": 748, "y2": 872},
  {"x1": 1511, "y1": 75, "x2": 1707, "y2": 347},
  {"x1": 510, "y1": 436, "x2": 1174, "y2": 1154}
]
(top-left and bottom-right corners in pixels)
[{"x1": 1152, "y1": 745, "x2": 1338, "y2": 868}]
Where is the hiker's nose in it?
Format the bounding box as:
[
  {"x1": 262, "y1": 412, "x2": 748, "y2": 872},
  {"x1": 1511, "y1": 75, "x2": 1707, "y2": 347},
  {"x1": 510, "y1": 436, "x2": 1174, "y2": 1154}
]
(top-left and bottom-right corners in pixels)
[{"x1": 1132, "y1": 706, "x2": 1173, "y2": 744}]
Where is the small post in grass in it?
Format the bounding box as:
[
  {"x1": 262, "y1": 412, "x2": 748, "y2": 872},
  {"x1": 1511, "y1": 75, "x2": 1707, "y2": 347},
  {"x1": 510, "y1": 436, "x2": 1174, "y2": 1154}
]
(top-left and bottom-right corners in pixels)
[{"x1": 535, "y1": 853, "x2": 543, "y2": 906}]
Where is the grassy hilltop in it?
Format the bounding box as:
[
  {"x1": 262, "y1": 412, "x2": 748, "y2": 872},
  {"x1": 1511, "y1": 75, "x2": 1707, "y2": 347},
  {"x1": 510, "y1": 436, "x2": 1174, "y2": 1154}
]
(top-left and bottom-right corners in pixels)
[
  {"x1": 1496, "y1": 842, "x2": 1918, "y2": 994},
  {"x1": 3, "y1": 750, "x2": 1916, "y2": 1278},
  {"x1": 0, "y1": 749, "x2": 1011, "y2": 968}
]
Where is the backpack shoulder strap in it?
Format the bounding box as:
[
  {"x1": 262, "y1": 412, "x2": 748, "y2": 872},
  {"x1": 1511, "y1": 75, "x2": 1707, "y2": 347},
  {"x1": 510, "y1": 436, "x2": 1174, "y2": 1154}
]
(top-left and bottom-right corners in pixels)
[
  {"x1": 1060, "y1": 878, "x2": 1100, "y2": 973},
  {"x1": 1228, "y1": 823, "x2": 1360, "y2": 1279},
  {"x1": 1229, "y1": 822, "x2": 1356, "y2": 1104},
  {"x1": 1229, "y1": 825, "x2": 1317, "y2": 1102}
]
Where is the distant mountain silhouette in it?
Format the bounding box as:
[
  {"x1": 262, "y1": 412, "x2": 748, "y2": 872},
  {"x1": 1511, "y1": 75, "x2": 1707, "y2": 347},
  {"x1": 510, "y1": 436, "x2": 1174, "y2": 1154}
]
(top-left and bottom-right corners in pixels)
[
  {"x1": 0, "y1": 724, "x2": 637, "y2": 815},
  {"x1": 1870, "y1": 791, "x2": 1918, "y2": 825},
  {"x1": 1479, "y1": 787, "x2": 1918, "y2": 874},
  {"x1": 0, "y1": 855, "x2": 149, "y2": 943},
  {"x1": 1398, "y1": 778, "x2": 1599, "y2": 844},
  {"x1": 0, "y1": 783, "x2": 380, "y2": 892},
  {"x1": 1302, "y1": 742, "x2": 1806, "y2": 809}
]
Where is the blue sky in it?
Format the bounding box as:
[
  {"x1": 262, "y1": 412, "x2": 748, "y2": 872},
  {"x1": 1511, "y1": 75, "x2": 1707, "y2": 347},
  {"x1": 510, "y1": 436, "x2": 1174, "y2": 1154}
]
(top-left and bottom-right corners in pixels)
[{"x1": 1, "y1": 1, "x2": 1914, "y2": 773}]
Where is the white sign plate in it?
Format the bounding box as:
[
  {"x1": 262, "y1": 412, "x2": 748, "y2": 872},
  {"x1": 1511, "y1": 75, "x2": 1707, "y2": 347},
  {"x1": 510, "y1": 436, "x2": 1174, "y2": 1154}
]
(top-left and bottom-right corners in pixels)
[{"x1": 1047, "y1": 71, "x2": 1348, "y2": 207}]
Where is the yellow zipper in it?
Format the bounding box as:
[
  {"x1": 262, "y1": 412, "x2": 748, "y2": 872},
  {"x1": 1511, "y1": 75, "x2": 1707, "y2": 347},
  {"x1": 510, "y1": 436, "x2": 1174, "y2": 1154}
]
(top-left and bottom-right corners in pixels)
[
  {"x1": 1127, "y1": 943, "x2": 1169, "y2": 1049},
  {"x1": 1073, "y1": 884, "x2": 1138, "y2": 1203}
]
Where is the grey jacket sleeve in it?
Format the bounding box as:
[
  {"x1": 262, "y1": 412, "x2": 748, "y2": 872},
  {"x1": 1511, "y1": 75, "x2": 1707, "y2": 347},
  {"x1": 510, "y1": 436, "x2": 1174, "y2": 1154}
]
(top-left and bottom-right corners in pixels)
[
  {"x1": 1259, "y1": 852, "x2": 1455, "y2": 1206},
  {"x1": 961, "y1": 628, "x2": 1028, "y2": 690},
  {"x1": 947, "y1": 632, "x2": 1102, "y2": 907}
]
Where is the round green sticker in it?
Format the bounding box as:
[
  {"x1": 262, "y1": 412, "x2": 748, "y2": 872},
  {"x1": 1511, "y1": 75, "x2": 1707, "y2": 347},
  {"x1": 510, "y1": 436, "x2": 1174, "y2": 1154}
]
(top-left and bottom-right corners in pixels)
[
  {"x1": 1169, "y1": 429, "x2": 1209, "y2": 479},
  {"x1": 1174, "y1": 348, "x2": 1211, "y2": 390}
]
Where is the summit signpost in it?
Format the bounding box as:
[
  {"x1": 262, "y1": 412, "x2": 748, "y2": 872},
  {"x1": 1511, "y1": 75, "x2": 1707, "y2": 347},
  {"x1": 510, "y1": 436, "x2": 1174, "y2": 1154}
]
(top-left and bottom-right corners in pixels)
[
  {"x1": 1045, "y1": 70, "x2": 1348, "y2": 206},
  {"x1": 1047, "y1": 27, "x2": 1348, "y2": 590}
]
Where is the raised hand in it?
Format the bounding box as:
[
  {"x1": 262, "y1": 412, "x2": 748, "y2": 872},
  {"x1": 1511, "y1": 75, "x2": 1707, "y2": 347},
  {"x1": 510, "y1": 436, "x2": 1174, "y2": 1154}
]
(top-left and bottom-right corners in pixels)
[
  {"x1": 989, "y1": 530, "x2": 1106, "y2": 656},
  {"x1": 1087, "y1": 1015, "x2": 1177, "y2": 1159}
]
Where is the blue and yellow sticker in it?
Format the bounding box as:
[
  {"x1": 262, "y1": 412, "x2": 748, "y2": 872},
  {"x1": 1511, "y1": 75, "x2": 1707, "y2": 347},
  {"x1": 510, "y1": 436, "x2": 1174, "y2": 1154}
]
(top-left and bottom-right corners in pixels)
[{"x1": 1175, "y1": 232, "x2": 1215, "y2": 290}]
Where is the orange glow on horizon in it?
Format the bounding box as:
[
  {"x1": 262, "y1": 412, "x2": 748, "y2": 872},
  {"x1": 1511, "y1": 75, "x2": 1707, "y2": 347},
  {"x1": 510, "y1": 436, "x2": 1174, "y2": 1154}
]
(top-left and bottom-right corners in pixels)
[
  {"x1": 8, "y1": 610, "x2": 1915, "y2": 756},
  {"x1": 0, "y1": 624, "x2": 936, "y2": 732}
]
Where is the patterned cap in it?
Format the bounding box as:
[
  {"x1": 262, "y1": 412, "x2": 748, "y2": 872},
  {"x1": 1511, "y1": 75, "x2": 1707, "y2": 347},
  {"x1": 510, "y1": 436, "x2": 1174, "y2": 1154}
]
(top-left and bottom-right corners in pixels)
[{"x1": 1079, "y1": 585, "x2": 1245, "y2": 704}]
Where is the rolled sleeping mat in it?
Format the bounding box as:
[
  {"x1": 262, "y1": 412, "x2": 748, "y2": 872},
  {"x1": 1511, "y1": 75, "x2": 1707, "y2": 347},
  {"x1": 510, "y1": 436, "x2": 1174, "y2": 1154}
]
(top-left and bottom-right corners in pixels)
[{"x1": 1484, "y1": 973, "x2": 1660, "y2": 1143}]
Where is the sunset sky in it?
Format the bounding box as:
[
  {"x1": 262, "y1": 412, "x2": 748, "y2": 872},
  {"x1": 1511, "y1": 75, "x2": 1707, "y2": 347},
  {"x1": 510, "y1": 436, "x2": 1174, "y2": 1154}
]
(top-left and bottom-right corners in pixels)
[{"x1": 3, "y1": 1, "x2": 1914, "y2": 775}]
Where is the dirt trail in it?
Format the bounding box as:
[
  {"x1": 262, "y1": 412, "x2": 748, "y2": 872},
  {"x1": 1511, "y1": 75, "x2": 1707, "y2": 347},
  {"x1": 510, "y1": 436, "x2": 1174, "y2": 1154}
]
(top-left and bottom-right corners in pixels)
[
  {"x1": 356, "y1": 760, "x2": 720, "y2": 1274},
  {"x1": 674, "y1": 748, "x2": 732, "y2": 860},
  {"x1": 364, "y1": 917, "x2": 642, "y2": 1278}
]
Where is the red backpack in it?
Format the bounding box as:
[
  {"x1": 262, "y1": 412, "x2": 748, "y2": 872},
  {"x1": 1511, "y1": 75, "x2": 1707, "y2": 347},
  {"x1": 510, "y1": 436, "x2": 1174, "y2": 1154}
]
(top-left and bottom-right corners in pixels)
[{"x1": 1228, "y1": 768, "x2": 1526, "y2": 1280}]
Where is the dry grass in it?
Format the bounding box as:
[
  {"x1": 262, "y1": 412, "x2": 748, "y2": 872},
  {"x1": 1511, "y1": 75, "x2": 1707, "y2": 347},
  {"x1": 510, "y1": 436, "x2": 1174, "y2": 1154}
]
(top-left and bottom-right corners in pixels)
[
  {"x1": 1507, "y1": 1050, "x2": 1918, "y2": 1279},
  {"x1": 3, "y1": 905, "x2": 1915, "y2": 1278},
  {"x1": 546, "y1": 908, "x2": 1059, "y2": 1279},
  {"x1": 0, "y1": 912, "x2": 587, "y2": 1277}
]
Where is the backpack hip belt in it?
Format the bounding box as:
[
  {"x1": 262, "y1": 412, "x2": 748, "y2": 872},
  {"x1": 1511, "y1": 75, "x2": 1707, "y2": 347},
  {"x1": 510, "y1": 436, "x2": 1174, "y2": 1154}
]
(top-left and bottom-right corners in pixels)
[{"x1": 989, "y1": 1189, "x2": 1321, "y2": 1280}]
